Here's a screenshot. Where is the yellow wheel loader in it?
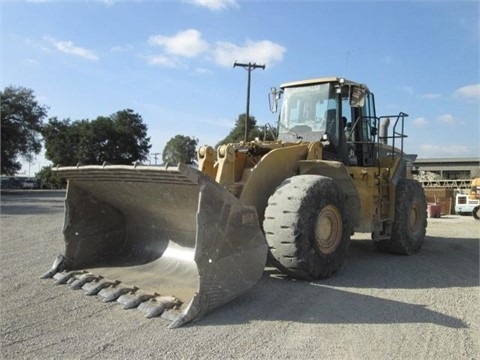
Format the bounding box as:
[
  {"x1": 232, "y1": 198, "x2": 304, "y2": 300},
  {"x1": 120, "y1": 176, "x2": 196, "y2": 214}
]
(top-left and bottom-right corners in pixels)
[{"x1": 42, "y1": 77, "x2": 427, "y2": 327}]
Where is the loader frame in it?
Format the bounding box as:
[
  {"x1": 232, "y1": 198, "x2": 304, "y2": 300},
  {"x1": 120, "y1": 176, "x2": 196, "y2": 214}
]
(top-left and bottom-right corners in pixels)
[{"x1": 198, "y1": 109, "x2": 411, "y2": 239}]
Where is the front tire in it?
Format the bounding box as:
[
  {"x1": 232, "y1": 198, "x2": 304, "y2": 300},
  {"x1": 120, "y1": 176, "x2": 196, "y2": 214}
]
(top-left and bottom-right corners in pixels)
[{"x1": 263, "y1": 175, "x2": 351, "y2": 280}]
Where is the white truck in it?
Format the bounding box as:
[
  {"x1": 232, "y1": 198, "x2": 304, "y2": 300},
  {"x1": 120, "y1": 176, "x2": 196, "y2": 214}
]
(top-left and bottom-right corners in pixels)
[
  {"x1": 455, "y1": 178, "x2": 480, "y2": 220},
  {"x1": 21, "y1": 179, "x2": 38, "y2": 189}
]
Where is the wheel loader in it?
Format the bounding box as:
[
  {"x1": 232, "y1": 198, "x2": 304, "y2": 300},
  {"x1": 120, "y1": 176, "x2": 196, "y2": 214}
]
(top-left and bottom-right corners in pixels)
[{"x1": 42, "y1": 76, "x2": 427, "y2": 328}]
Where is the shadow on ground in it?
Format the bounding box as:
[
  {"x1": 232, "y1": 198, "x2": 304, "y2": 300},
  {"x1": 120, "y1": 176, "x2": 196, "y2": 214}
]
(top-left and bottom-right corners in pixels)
[{"x1": 196, "y1": 234, "x2": 477, "y2": 329}]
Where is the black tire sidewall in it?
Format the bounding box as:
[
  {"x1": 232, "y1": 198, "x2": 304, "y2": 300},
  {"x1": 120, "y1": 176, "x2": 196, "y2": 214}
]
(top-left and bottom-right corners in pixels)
[
  {"x1": 391, "y1": 179, "x2": 427, "y2": 254},
  {"x1": 294, "y1": 177, "x2": 351, "y2": 279},
  {"x1": 473, "y1": 206, "x2": 480, "y2": 220}
]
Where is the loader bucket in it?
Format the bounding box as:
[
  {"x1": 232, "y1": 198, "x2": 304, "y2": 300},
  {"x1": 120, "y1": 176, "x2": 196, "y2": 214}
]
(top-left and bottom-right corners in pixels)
[{"x1": 41, "y1": 163, "x2": 268, "y2": 328}]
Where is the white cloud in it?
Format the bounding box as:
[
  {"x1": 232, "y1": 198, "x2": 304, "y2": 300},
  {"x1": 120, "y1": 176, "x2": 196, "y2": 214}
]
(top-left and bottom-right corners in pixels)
[
  {"x1": 437, "y1": 114, "x2": 457, "y2": 125},
  {"x1": 44, "y1": 36, "x2": 98, "y2": 61},
  {"x1": 420, "y1": 144, "x2": 469, "y2": 157},
  {"x1": 454, "y1": 84, "x2": 480, "y2": 101},
  {"x1": 24, "y1": 58, "x2": 39, "y2": 66},
  {"x1": 213, "y1": 40, "x2": 286, "y2": 67},
  {"x1": 413, "y1": 117, "x2": 427, "y2": 126},
  {"x1": 149, "y1": 29, "x2": 209, "y2": 58},
  {"x1": 194, "y1": 67, "x2": 213, "y2": 75},
  {"x1": 110, "y1": 44, "x2": 133, "y2": 53},
  {"x1": 146, "y1": 29, "x2": 286, "y2": 69},
  {"x1": 146, "y1": 55, "x2": 184, "y2": 68},
  {"x1": 187, "y1": 0, "x2": 239, "y2": 11},
  {"x1": 420, "y1": 93, "x2": 441, "y2": 99}
]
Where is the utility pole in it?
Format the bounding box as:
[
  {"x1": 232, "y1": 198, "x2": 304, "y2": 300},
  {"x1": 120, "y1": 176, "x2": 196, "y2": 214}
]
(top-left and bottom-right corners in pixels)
[
  {"x1": 151, "y1": 152, "x2": 161, "y2": 165},
  {"x1": 233, "y1": 62, "x2": 265, "y2": 142}
]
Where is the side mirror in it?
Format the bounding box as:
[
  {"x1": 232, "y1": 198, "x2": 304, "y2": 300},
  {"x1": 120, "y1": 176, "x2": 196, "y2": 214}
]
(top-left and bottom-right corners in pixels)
[
  {"x1": 269, "y1": 87, "x2": 282, "y2": 113},
  {"x1": 349, "y1": 86, "x2": 366, "y2": 108}
]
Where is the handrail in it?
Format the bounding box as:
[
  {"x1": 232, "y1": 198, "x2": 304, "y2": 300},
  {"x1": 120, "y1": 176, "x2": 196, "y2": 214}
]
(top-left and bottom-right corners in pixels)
[{"x1": 345, "y1": 112, "x2": 408, "y2": 169}]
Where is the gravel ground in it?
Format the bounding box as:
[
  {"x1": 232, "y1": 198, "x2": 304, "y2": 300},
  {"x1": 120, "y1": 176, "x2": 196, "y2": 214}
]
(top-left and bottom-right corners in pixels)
[{"x1": 1, "y1": 190, "x2": 479, "y2": 359}]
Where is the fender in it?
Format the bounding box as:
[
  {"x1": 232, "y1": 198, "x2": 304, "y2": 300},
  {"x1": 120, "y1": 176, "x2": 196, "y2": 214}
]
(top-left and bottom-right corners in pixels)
[{"x1": 240, "y1": 143, "x2": 309, "y2": 223}]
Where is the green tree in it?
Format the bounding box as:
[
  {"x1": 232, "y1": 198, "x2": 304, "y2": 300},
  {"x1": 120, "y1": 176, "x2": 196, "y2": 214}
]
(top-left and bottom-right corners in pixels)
[
  {"x1": 162, "y1": 135, "x2": 198, "y2": 165},
  {"x1": 36, "y1": 165, "x2": 66, "y2": 189},
  {"x1": 42, "y1": 109, "x2": 151, "y2": 165},
  {"x1": 1, "y1": 86, "x2": 48, "y2": 174},
  {"x1": 216, "y1": 114, "x2": 257, "y2": 147},
  {"x1": 42, "y1": 117, "x2": 89, "y2": 165},
  {"x1": 109, "y1": 109, "x2": 151, "y2": 163},
  {"x1": 215, "y1": 113, "x2": 277, "y2": 147}
]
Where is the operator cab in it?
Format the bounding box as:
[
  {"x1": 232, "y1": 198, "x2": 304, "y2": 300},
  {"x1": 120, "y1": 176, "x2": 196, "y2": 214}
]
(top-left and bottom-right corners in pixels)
[{"x1": 270, "y1": 77, "x2": 376, "y2": 166}]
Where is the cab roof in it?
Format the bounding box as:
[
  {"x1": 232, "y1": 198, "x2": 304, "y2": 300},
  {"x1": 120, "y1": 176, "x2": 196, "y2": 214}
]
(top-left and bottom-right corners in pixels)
[{"x1": 280, "y1": 77, "x2": 369, "y2": 92}]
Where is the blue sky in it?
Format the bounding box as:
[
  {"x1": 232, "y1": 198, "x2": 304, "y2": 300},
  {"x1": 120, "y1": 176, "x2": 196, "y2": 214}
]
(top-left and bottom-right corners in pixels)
[{"x1": 2, "y1": 0, "x2": 479, "y2": 174}]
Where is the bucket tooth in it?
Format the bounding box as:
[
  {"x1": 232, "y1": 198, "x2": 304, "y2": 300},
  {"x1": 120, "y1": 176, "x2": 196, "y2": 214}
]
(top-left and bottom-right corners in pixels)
[
  {"x1": 138, "y1": 296, "x2": 180, "y2": 318},
  {"x1": 117, "y1": 292, "x2": 157, "y2": 309},
  {"x1": 83, "y1": 279, "x2": 121, "y2": 296},
  {"x1": 70, "y1": 274, "x2": 97, "y2": 290},
  {"x1": 40, "y1": 254, "x2": 65, "y2": 279},
  {"x1": 99, "y1": 286, "x2": 138, "y2": 302},
  {"x1": 54, "y1": 271, "x2": 84, "y2": 285}
]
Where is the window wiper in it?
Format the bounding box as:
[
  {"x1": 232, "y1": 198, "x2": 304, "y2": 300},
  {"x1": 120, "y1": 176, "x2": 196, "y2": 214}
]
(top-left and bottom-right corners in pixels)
[
  {"x1": 288, "y1": 130, "x2": 303, "y2": 140},
  {"x1": 279, "y1": 123, "x2": 303, "y2": 140}
]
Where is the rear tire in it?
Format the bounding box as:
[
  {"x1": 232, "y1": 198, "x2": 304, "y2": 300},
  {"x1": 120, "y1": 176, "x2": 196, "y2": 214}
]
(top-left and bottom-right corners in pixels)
[
  {"x1": 473, "y1": 206, "x2": 480, "y2": 220},
  {"x1": 263, "y1": 175, "x2": 351, "y2": 280},
  {"x1": 374, "y1": 179, "x2": 427, "y2": 254}
]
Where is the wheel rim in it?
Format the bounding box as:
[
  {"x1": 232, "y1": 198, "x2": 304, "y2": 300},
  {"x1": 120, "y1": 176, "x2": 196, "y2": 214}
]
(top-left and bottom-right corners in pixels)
[
  {"x1": 314, "y1": 205, "x2": 342, "y2": 254},
  {"x1": 409, "y1": 201, "x2": 421, "y2": 233}
]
